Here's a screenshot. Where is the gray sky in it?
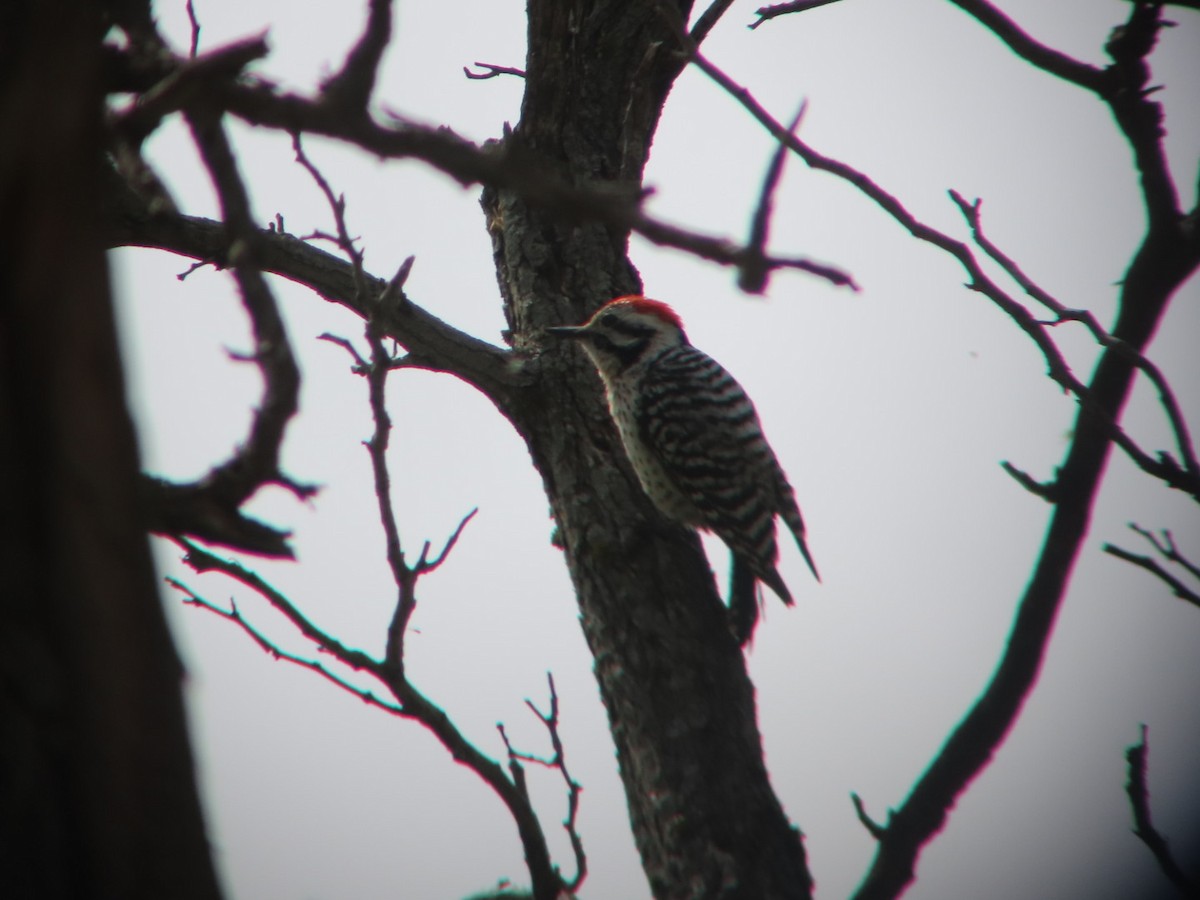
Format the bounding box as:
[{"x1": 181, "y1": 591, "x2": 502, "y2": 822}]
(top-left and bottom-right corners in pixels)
[{"x1": 111, "y1": 1, "x2": 1199, "y2": 897}]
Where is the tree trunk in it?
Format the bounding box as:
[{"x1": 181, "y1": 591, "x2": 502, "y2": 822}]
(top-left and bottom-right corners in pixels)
[
  {"x1": 483, "y1": 2, "x2": 812, "y2": 896},
  {"x1": 0, "y1": 2, "x2": 223, "y2": 897}
]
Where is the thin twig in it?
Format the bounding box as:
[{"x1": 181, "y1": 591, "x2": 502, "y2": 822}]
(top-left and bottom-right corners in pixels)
[
  {"x1": 1000, "y1": 461, "x2": 1059, "y2": 502},
  {"x1": 850, "y1": 793, "x2": 888, "y2": 841},
  {"x1": 185, "y1": 0, "x2": 201, "y2": 58},
  {"x1": 464, "y1": 62, "x2": 526, "y2": 80},
  {"x1": 416, "y1": 509, "x2": 479, "y2": 573},
  {"x1": 525, "y1": 674, "x2": 587, "y2": 892},
  {"x1": 358, "y1": 308, "x2": 417, "y2": 668},
  {"x1": 293, "y1": 132, "x2": 368, "y2": 301},
  {"x1": 496, "y1": 723, "x2": 533, "y2": 802},
  {"x1": 168, "y1": 577, "x2": 403, "y2": 714},
  {"x1": 1130, "y1": 525, "x2": 1200, "y2": 582},
  {"x1": 1104, "y1": 524, "x2": 1200, "y2": 609},
  {"x1": 317, "y1": 332, "x2": 368, "y2": 370},
  {"x1": 377, "y1": 255, "x2": 415, "y2": 311},
  {"x1": 1104, "y1": 545, "x2": 1200, "y2": 608},
  {"x1": 176, "y1": 539, "x2": 380, "y2": 669},
  {"x1": 944, "y1": 1, "x2": 1106, "y2": 91},
  {"x1": 740, "y1": 100, "x2": 807, "y2": 294},
  {"x1": 750, "y1": 0, "x2": 846, "y2": 30}
]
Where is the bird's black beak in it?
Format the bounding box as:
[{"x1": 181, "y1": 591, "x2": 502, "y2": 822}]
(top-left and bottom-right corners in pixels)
[{"x1": 545, "y1": 325, "x2": 586, "y2": 338}]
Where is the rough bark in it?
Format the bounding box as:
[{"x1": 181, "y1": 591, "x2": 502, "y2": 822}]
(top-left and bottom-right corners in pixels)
[
  {"x1": 481, "y1": 2, "x2": 812, "y2": 897},
  {"x1": 0, "y1": 2, "x2": 223, "y2": 898}
]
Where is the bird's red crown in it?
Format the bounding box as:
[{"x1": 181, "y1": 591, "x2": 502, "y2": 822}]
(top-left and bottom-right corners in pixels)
[{"x1": 603, "y1": 295, "x2": 684, "y2": 330}]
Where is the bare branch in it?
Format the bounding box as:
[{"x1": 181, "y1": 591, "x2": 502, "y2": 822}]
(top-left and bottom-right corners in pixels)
[
  {"x1": 321, "y1": 296, "x2": 477, "y2": 670},
  {"x1": 1130, "y1": 524, "x2": 1200, "y2": 583},
  {"x1": 112, "y1": 35, "x2": 269, "y2": 145},
  {"x1": 343, "y1": 306, "x2": 417, "y2": 668},
  {"x1": 292, "y1": 132, "x2": 368, "y2": 300},
  {"x1": 110, "y1": 41, "x2": 858, "y2": 296},
  {"x1": 1120, "y1": 0, "x2": 1200, "y2": 8},
  {"x1": 106, "y1": 180, "x2": 520, "y2": 404},
  {"x1": 139, "y1": 105, "x2": 314, "y2": 556},
  {"x1": 416, "y1": 508, "x2": 479, "y2": 573},
  {"x1": 1104, "y1": 523, "x2": 1200, "y2": 609},
  {"x1": 177, "y1": 539, "x2": 380, "y2": 669},
  {"x1": 185, "y1": 0, "x2": 201, "y2": 58},
  {"x1": 168, "y1": 577, "x2": 403, "y2": 714},
  {"x1": 690, "y1": 0, "x2": 737, "y2": 44},
  {"x1": 525, "y1": 674, "x2": 587, "y2": 892},
  {"x1": 385, "y1": 687, "x2": 562, "y2": 899},
  {"x1": 634, "y1": 211, "x2": 858, "y2": 289},
  {"x1": 186, "y1": 110, "x2": 304, "y2": 501},
  {"x1": 178, "y1": 279, "x2": 568, "y2": 896},
  {"x1": 945, "y1": 1, "x2": 1106, "y2": 91},
  {"x1": 951, "y1": 190, "x2": 1200, "y2": 498},
  {"x1": 464, "y1": 61, "x2": 526, "y2": 80},
  {"x1": 1104, "y1": 544, "x2": 1200, "y2": 609},
  {"x1": 740, "y1": 100, "x2": 807, "y2": 294},
  {"x1": 319, "y1": 0, "x2": 392, "y2": 111},
  {"x1": 378, "y1": 254, "x2": 415, "y2": 311},
  {"x1": 1124, "y1": 725, "x2": 1199, "y2": 894},
  {"x1": 172, "y1": 543, "x2": 565, "y2": 897},
  {"x1": 686, "y1": 48, "x2": 1089, "y2": 382},
  {"x1": 1000, "y1": 461, "x2": 1059, "y2": 502},
  {"x1": 497, "y1": 723, "x2": 534, "y2": 803},
  {"x1": 667, "y1": 48, "x2": 1199, "y2": 504},
  {"x1": 108, "y1": 33, "x2": 856, "y2": 291},
  {"x1": 651, "y1": 4, "x2": 857, "y2": 292},
  {"x1": 317, "y1": 332, "x2": 368, "y2": 370},
  {"x1": 750, "y1": 0, "x2": 846, "y2": 31},
  {"x1": 143, "y1": 477, "x2": 297, "y2": 557},
  {"x1": 850, "y1": 793, "x2": 888, "y2": 842}
]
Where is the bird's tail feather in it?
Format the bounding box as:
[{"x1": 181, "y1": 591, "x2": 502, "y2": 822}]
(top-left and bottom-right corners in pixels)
[{"x1": 781, "y1": 501, "x2": 820, "y2": 582}]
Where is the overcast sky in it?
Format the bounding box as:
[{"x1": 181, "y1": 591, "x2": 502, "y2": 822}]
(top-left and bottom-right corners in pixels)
[{"x1": 110, "y1": 1, "x2": 1199, "y2": 898}]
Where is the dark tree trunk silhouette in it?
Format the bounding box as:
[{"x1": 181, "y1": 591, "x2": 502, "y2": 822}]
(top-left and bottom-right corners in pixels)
[{"x1": 0, "y1": 2, "x2": 222, "y2": 898}]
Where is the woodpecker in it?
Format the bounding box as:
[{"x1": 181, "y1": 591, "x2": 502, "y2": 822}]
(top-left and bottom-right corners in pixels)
[{"x1": 547, "y1": 295, "x2": 819, "y2": 644}]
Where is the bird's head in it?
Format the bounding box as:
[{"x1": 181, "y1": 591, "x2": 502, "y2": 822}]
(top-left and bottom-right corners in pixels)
[{"x1": 546, "y1": 295, "x2": 688, "y2": 378}]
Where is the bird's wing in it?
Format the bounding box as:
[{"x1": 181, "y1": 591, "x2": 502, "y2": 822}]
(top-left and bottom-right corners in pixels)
[{"x1": 635, "y1": 348, "x2": 779, "y2": 565}]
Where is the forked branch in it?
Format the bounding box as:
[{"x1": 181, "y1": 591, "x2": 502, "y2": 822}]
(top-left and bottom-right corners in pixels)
[
  {"x1": 173, "y1": 307, "x2": 575, "y2": 898},
  {"x1": 1104, "y1": 524, "x2": 1200, "y2": 609}
]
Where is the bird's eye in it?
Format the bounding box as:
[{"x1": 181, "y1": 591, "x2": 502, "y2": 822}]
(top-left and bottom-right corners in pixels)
[{"x1": 599, "y1": 312, "x2": 619, "y2": 328}]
